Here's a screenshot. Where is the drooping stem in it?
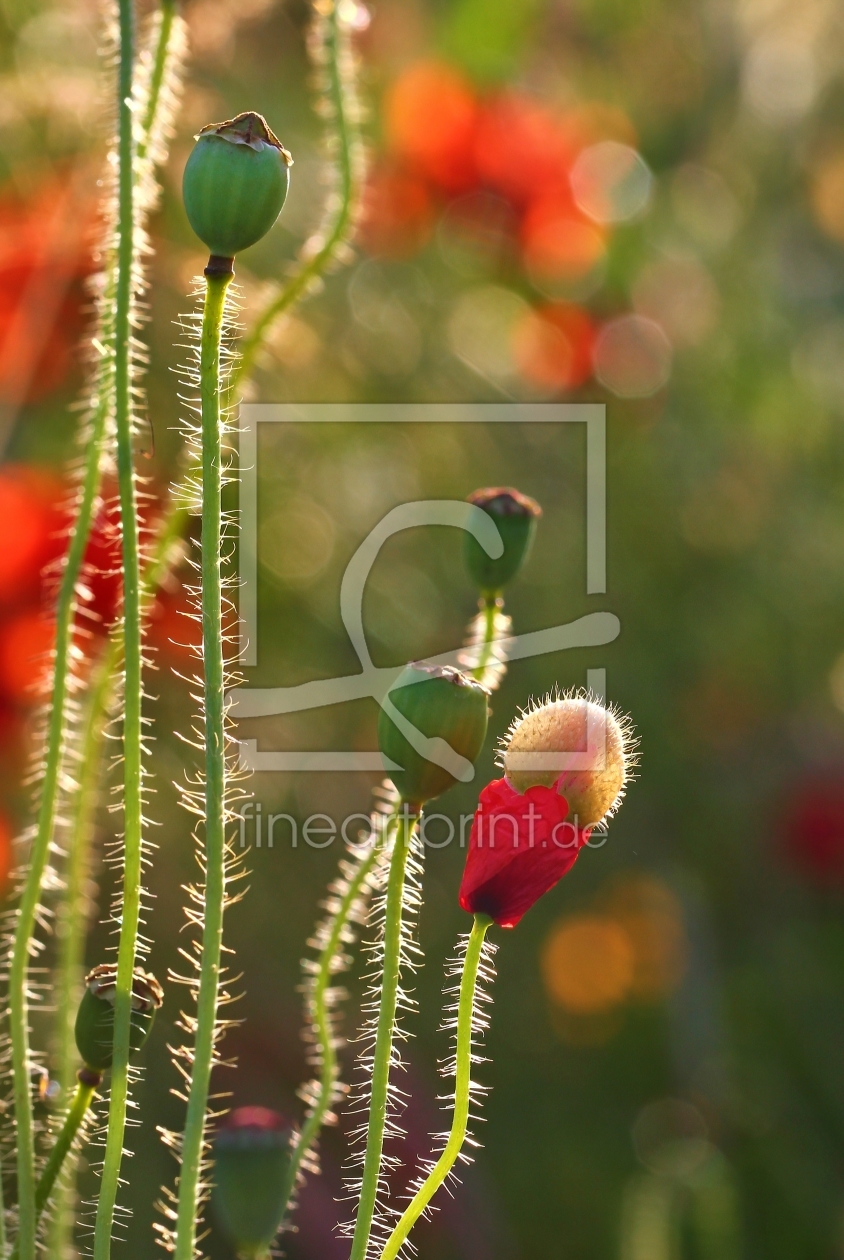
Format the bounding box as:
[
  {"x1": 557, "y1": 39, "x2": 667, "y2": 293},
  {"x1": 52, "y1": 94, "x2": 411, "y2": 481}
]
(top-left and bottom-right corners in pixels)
[
  {"x1": 93, "y1": 0, "x2": 144, "y2": 1253},
  {"x1": 172, "y1": 261, "x2": 233, "y2": 1260},
  {"x1": 350, "y1": 804, "x2": 420, "y2": 1260},
  {"x1": 10, "y1": 1071, "x2": 102, "y2": 1260},
  {"x1": 377, "y1": 914, "x2": 493, "y2": 1260}
]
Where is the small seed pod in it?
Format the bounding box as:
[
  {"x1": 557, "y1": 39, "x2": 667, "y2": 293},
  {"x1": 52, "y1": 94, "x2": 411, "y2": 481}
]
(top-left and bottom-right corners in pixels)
[
  {"x1": 74, "y1": 964, "x2": 163, "y2": 1072},
  {"x1": 212, "y1": 1108, "x2": 293, "y2": 1259},
  {"x1": 503, "y1": 694, "x2": 634, "y2": 827},
  {"x1": 378, "y1": 661, "x2": 489, "y2": 805},
  {"x1": 463, "y1": 487, "x2": 541, "y2": 596},
  {"x1": 182, "y1": 112, "x2": 292, "y2": 259}
]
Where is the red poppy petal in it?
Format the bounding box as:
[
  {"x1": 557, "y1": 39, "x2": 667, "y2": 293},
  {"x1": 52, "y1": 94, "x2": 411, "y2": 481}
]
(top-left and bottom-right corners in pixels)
[{"x1": 458, "y1": 777, "x2": 587, "y2": 926}]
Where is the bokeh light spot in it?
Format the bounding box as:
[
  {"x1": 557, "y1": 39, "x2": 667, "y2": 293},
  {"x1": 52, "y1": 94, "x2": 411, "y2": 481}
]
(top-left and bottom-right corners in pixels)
[
  {"x1": 541, "y1": 914, "x2": 635, "y2": 1015},
  {"x1": 742, "y1": 38, "x2": 817, "y2": 125},
  {"x1": 512, "y1": 303, "x2": 595, "y2": 392},
  {"x1": 570, "y1": 141, "x2": 651, "y2": 225},
  {"x1": 259, "y1": 496, "x2": 336, "y2": 587},
  {"x1": 602, "y1": 876, "x2": 688, "y2": 1001},
  {"x1": 594, "y1": 314, "x2": 671, "y2": 398},
  {"x1": 448, "y1": 285, "x2": 529, "y2": 383},
  {"x1": 633, "y1": 257, "x2": 719, "y2": 348}
]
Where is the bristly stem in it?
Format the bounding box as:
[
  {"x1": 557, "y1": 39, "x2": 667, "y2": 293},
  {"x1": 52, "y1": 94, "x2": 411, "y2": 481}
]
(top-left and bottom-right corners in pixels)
[
  {"x1": 350, "y1": 804, "x2": 420, "y2": 1260},
  {"x1": 172, "y1": 261, "x2": 233, "y2": 1260},
  {"x1": 93, "y1": 0, "x2": 144, "y2": 1253},
  {"x1": 471, "y1": 596, "x2": 500, "y2": 683},
  {"x1": 233, "y1": 0, "x2": 360, "y2": 390},
  {"x1": 282, "y1": 807, "x2": 398, "y2": 1217},
  {"x1": 136, "y1": 0, "x2": 176, "y2": 164},
  {"x1": 6, "y1": 82, "x2": 115, "y2": 1260},
  {"x1": 10, "y1": 1071, "x2": 102, "y2": 1260},
  {"x1": 377, "y1": 914, "x2": 493, "y2": 1260},
  {"x1": 48, "y1": 654, "x2": 110, "y2": 1260}
]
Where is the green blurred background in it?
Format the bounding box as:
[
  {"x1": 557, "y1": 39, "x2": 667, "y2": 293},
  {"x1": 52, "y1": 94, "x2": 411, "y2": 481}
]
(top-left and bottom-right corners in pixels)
[{"x1": 4, "y1": 0, "x2": 844, "y2": 1255}]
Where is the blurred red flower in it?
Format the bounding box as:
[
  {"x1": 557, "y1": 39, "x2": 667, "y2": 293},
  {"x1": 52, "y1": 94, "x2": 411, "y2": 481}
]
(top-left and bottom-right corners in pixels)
[
  {"x1": 0, "y1": 175, "x2": 95, "y2": 408},
  {"x1": 513, "y1": 302, "x2": 596, "y2": 390},
  {"x1": 521, "y1": 191, "x2": 606, "y2": 284},
  {"x1": 385, "y1": 61, "x2": 478, "y2": 194},
  {"x1": 358, "y1": 164, "x2": 434, "y2": 258},
  {"x1": 474, "y1": 94, "x2": 575, "y2": 206},
  {"x1": 782, "y1": 777, "x2": 844, "y2": 882},
  {"x1": 459, "y1": 776, "x2": 590, "y2": 928},
  {"x1": 0, "y1": 465, "x2": 67, "y2": 606},
  {"x1": 0, "y1": 608, "x2": 55, "y2": 704}
]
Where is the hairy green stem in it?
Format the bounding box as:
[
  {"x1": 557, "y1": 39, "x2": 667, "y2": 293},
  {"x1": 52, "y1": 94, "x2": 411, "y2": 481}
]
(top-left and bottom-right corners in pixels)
[
  {"x1": 93, "y1": 0, "x2": 143, "y2": 1253},
  {"x1": 281, "y1": 815, "x2": 397, "y2": 1217},
  {"x1": 172, "y1": 264, "x2": 233, "y2": 1260},
  {"x1": 350, "y1": 805, "x2": 420, "y2": 1260},
  {"x1": 470, "y1": 595, "x2": 501, "y2": 684},
  {"x1": 233, "y1": 0, "x2": 358, "y2": 391},
  {"x1": 378, "y1": 914, "x2": 492, "y2": 1260},
  {"x1": 10, "y1": 1073, "x2": 101, "y2": 1260},
  {"x1": 48, "y1": 654, "x2": 111, "y2": 1260},
  {"x1": 137, "y1": 0, "x2": 176, "y2": 164},
  {"x1": 6, "y1": 112, "x2": 115, "y2": 1260}
]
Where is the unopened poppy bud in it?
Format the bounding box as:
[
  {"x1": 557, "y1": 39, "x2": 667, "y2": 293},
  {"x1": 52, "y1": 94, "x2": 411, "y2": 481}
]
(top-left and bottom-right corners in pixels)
[
  {"x1": 378, "y1": 662, "x2": 489, "y2": 805},
  {"x1": 74, "y1": 964, "x2": 163, "y2": 1072},
  {"x1": 182, "y1": 112, "x2": 292, "y2": 260},
  {"x1": 463, "y1": 487, "x2": 541, "y2": 596},
  {"x1": 212, "y1": 1107, "x2": 293, "y2": 1259},
  {"x1": 503, "y1": 695, "x2": 633, "y2": 827}
]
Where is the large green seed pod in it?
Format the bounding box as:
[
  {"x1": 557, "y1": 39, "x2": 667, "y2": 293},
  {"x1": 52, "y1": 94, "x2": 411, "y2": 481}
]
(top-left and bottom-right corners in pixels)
[
  {"x1": 183, "y1": 112, "x2": 292, "y2": 259},
  {"x1": 378, "y1": 662, "x2": 489, "y2": 805},
  {"x1": 463, "y1": 487, "x2": 541, "y2": 596},
  {"x1": 74, "y1": 964, "x2": 163, "y2": 1072},
  {"x1": 212, "y1": 1108, "x2": 293, "y2": 1260}
]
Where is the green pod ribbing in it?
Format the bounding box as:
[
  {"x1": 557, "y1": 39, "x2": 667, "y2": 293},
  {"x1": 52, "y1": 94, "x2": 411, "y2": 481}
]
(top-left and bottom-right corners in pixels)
[
  {"x1": 74, "y1": 965, "x2": 163, "y2": 1073},
  {"x1": 463, "y1": 487, "x2": 541, "y2": 596},
  {"x1": 378, "y1": 662, "x2": 489, "y2": 805},
  {"x1": 183, "y1": 112, "x2": 292, "y2": 258}
]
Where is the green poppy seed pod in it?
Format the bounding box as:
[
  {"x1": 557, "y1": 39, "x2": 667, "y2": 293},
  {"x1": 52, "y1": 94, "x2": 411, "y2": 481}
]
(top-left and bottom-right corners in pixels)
[
  {"x1": 212, "y1": 1108, "x2": 293, "y2": 1259},
  {"x1": 182, "y1": 112, "x2": 292, "y2": 260},
  {"x1": 74, "y1": 964, "x2": 163, "y2": 1072},
  {"x1": 463, "y1": 487, "x2": 542, "y2": 596},
  {"x1": 378, "y1": 662, "x2": 489, "y2": 805}
]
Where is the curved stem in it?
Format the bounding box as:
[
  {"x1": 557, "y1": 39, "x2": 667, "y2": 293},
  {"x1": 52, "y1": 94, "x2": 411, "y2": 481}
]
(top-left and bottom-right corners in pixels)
[
  {"x1": 10, "y1": 1073, "x2": 101, "y2": 1260},
  {"x1": 7, "y1": 367, "x2": 108, "y2": 1260},
  {"x1": 136, "y1": 0, "x2": 176, "y2": 165},
  {"x1": 7, "y1": 74, "x2": 118, "y2": 1260},
  {"x1": 233, "y1": 0, "x2": 358, "y2": 392},
  {"x1": 350, "y1": 804, "x2": 419, "y2": 1260},
  {"x1": 378, "y1": 914, "x2": 492, "y2": 1260},
  {"x1": 47, "y1": 654, "x2": 111, "y2": 1260},
  {"x1": 172, "y1": 263, "x2": 232, "y2": 1260},
  {"x1": 93, "y1": 0, "x2": 143, "y2": 1252},
  {"x1": 281, "y1": 813, "x2": 398, "y2": 1215}
]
